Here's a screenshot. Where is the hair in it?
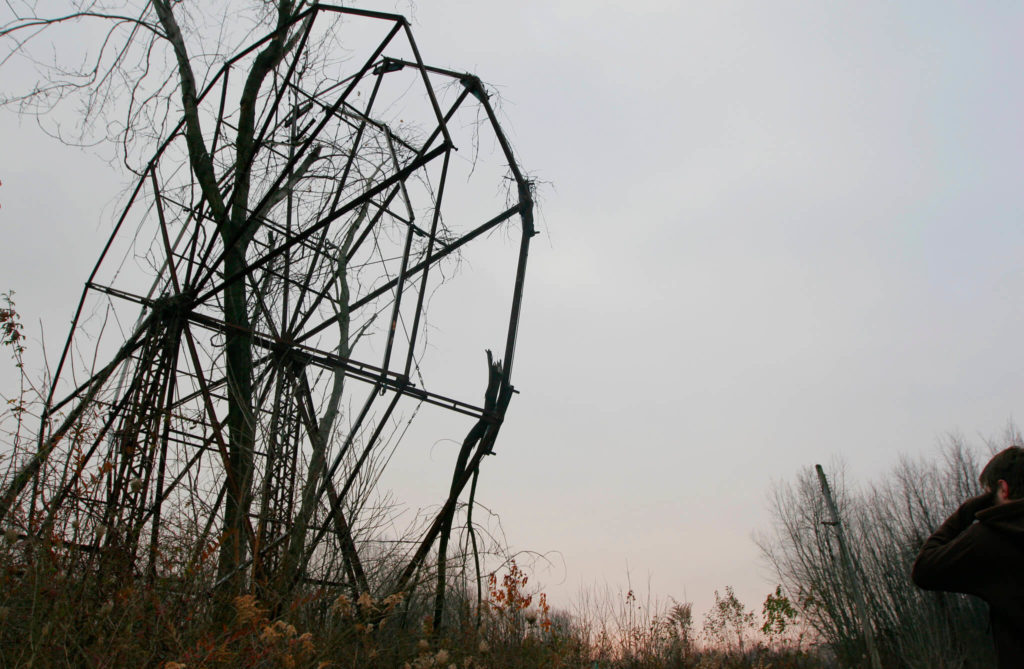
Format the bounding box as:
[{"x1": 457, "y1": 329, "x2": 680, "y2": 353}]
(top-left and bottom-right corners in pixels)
[{"x1": 979, "y1": 446, "x2": 1024, "y2": 500}]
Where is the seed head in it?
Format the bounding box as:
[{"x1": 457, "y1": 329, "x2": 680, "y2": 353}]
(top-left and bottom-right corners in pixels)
[{"x1": 332, "y1": 594, "x2": 353, "y2": 617}]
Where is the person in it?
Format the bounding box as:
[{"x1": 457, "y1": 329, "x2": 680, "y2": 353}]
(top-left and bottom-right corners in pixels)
[{"x1": 912, "y1": 445, "x2": 1024, "y2": 668}]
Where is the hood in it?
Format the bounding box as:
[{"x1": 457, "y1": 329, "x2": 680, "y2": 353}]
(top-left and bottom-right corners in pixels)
[{"x1": 976, "y1": 498, "x2": 1024, "y2": 549}]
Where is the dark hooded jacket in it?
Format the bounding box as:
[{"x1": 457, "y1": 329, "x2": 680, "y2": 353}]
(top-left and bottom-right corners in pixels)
[{"x1": 912, "y1": 495, "x2": 1024, "y2": 668}]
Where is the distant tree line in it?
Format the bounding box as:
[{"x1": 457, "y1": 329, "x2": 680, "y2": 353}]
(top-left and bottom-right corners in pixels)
[{"x1": 759, "y1": 430, "x2": 1018, "y2": 667}]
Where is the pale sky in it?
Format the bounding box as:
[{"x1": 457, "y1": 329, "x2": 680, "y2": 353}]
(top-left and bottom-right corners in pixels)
[{"x1": 3, "y1": 1, "x2": 1024, "y2": 622}]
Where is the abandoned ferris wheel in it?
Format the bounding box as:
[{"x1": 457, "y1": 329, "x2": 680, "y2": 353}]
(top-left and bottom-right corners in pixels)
[{"x1": 0, "y1": 5, "x2": 535, "y2": 611}]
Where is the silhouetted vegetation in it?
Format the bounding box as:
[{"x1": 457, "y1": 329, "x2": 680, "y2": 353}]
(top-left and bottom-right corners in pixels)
[{"x1": 760, "y1": 434, "x2": 1012, "y2": 667}]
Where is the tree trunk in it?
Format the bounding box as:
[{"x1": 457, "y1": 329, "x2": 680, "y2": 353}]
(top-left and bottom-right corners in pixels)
[{"x1": 217, "y1": 242, "x2": 255, "y2": 589}]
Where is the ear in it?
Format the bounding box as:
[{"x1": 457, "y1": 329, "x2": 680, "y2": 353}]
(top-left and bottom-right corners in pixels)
[{"x1": 997, "y1": 479, "x2": 1011, "y2": 502}]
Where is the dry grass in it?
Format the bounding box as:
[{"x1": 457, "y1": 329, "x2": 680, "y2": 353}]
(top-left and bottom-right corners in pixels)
[{"x1": 0, "y1": 534, "x2": 828, "y2": 668}]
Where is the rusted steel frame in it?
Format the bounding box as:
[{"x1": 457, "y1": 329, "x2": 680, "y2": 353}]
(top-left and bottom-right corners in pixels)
[
  {"x1": 282, "y1": 96, "x2": 297, "y2": 338},
  {"x1": 295, "y1": 201, "x2": 519, "y2": 344},
  {"x1": 292, "y1": 368, "x2": 369, "y2": 594},
  {"x1": 477, "y1": 87, "x2": 529, "y2": 187},
  {"x1": 185, "y1": 481, "x2": 227, "y2": 576},
  {"x1": 43, "y1": 173, "x2": 149, "y2": 415},
  {"x1": 81, "y1": 280, "x2": 489, "y2": 419},
  {"x1": 147, "y1": 327, "x2": 182, "y2": 580},
  {"x1": 160, "y1": 376, "x2": 225, "y2": 416},
  {"x1": 43, "y1": 9, "x2": 297, "y2": 409},
  {"x1": 193, "y1": 312, "x2": 489, "y2": 419},
  {"x1": 151, "y1": 190, "x2": 337, "y2": 282},
  {"x1": 282, "y1": 224, "x2": 350, "y2": 337},
  {"x1": 210, "y1": 380, "x2": 384, "y2": 595},
  {"x1": 285, "y1": 83, "x2": 473, "y2": 343},
  {"x1": 296, "y1": 346, "x2": 485, "y2": 419},
  {"x1": 183, "y1": 309, "x2": 403, "y2": 393},
  {"x1": 500, "y1": 199, "x2": 533, "y2": 391},
  {"x1": 385, "y1": 126, "x2": 417, "y2": 225},
  {"x1": 41, "y1": 337, "x2": 157, "y2": 526},
  {"x1": 136, "y1": 417, "x2": 224, "y2": 527},
  {"x1": 275, "y1": 138, "x2": 369, "y2": 338},
  {"x1": 366, "y1": 125, "x2": 430, "y2": 377},
  {"x1": 295, "y1": 390, "x2": 401, "y2": 584},
  {"x1": 41, "y1": 59, "x2": 229, "y2": 414},
  {"x1": 193, "y1": 141, "x2": 448, "y2": 307},
  {"x1": 379, "y1": 147, "x2": 426, "y2": 375},
  {"x1": 374, "y1": 58, "x2": 476, "y2": 83},
  {"x1": 400, "y1": 22, "x2": 453, "y2": 149},
  {"x1": 252, "y1": 362, "x2": 288, "y2": 579},
  {"x1": 371, "y1": 72, "x2": 471, "y2": 176},
  {"x1": 281, "y1": 191, "x2": 348, "y2": 337},
  {"x1": 151, "y1": 167, "x2": 184, "y2": 295},
  {"x1": 330, "y1": 55, "x2": 386, "y2": 213},
  {"x1": 343, "y1": 203, "x2": 524, "y2": 316},
  {"x1": 190, "y1": 19, "x2": 405, "y2": 295},
  {"x1": 286, "y1": 78, "x2": 421, "y2": 157},
  {"x1": 249, "y1": 353, "x2": 302, "y2": 571},
  {"x1": 253, "y1": 349, "x2": 289, "y2": 426},
  {"x1": 164, "y1": 5, "x2": 318, "y2": 263},
  {"x1": 153, "y1": 175, "x2": 229, "y2": 292},
  {"x1": 103, "y1": 320, "x2": 174, "y2": 551},
  {"x1": 475, "y1": 90, "x2": 536, "y2": 390},
  {"x1": 142, "y1": 427, "x2": 253, "y2": 459},
  {"x1": 209, "y1": 66, "x2": 232, "y2": 165},
  {"x1": 253, "y1": 251, "x2": 345, "y2": 310},
  {"x1": 264, "y1": 378, "x2": 304, "y2": 582},
  {"x1": 403, "y1": 149, "x2": 450, "y2": 378},
  {"x1": 249, "y1": 276, "x2": 282, "y2": 344},
  {"x1": 433, "y1": 353, "x2": 503, "y2": 628},
  {"x1": 181, "y1": 199, "x2": 209, "y2": 294},
  {"x1": 0, "y1": 319, "x2": 150, "y2": 526},
  {"x1": 317, "y1": 5, "x2": 407, "y2": 23},
  {"x1": 80, "y1": 282, "x2": 153, "y2": 311},
  {"x1": 394, "y1": 381, "x2": 512, "y2": 597},
  {"x1": 313, "y1": 383, "x2": 381, "y2": 518},
  {"x1": 146, "y1": 317, "x2": 281, "y2": 420},
  {"x1": 179, "y1": 323, "x2": 259, "y2": 563},
  {"x1": 248, "y1": 246, "x2": 287, "y2": 341},
  {"x1": 41, "y1": 0, "x2": 312, "y2": 409},
  {"x1": 324, "y1": 185, "x2": 401, "y2": 284},
  {"x1": 291, "y1": 72, "x2": 471, "y2": 315}
]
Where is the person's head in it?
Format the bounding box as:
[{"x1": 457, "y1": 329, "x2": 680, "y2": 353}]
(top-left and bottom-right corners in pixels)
[{"x1": 979, "y1": 446, "x2": 1024, "y2": 504}]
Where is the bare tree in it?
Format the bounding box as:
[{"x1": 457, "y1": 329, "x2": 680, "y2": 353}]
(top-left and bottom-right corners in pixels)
[{"x1": 759, "y1": 435, "x2": 1006, "y2": 667}]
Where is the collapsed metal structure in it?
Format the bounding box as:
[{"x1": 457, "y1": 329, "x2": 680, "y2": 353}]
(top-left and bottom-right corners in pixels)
[{"x1": 0, "y1": 6, "x2": 534, "y2": 609}]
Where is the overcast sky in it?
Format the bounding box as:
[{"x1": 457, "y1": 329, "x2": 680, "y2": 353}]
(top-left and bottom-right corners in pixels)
[{"x1": 3, "y1": 1, "x2": 1024, "y2": 621}]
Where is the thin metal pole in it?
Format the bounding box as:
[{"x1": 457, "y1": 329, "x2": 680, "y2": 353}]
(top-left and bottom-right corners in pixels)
[{"x1": 815, "y1": 464, "x2": 883, "y2": 669}]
